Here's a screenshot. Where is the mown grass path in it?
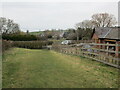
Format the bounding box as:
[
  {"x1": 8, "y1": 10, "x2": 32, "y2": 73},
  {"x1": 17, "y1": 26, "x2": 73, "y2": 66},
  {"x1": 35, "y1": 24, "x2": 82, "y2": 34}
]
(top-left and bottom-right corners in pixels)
[{"x1": 2, "y1": 48, "x2": 118, "y2": 88}]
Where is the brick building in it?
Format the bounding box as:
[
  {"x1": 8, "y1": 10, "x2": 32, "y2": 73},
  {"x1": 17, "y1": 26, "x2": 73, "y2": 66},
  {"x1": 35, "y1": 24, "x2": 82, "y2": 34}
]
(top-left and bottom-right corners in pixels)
[{"x1": 92, "y1": 27, "x2": 120, "y2": 57}]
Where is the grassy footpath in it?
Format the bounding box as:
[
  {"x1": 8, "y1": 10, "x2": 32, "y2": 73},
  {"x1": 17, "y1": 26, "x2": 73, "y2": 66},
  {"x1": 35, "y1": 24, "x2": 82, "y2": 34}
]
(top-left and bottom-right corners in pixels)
[{"x1": 2, "y1": 48, "x2": 118, "y2": 88}]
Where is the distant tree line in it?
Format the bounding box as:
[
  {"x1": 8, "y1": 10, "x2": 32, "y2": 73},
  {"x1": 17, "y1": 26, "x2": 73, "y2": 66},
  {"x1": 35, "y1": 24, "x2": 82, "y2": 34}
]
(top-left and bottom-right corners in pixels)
[
  {"x1": 1, "y1": 12, "x2": 117, "y2": 42},
  {"x1": 39, "y1": 13, "x2": 117, "y2": 41}
]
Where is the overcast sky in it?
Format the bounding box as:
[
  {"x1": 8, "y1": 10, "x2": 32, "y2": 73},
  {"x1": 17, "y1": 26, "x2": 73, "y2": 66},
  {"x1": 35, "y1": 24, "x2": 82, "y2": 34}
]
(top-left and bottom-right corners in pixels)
[{"x1": 0, "y1": 1, "x2": 118, "y2": 32}]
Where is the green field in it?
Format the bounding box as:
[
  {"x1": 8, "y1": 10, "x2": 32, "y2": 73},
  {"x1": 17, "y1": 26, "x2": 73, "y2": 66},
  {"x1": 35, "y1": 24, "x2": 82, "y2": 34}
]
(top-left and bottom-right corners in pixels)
[{"x1": 2, "y1": 48, "x2": 118, "y2": 88}]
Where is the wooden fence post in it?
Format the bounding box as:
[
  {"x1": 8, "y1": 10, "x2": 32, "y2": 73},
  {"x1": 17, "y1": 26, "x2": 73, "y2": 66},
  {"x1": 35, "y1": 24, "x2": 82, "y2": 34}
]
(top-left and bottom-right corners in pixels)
[
  {"x1": 106, "y1": 42, "x2": 109, "y2": 55},
  {"x1": 115, "y1": 41, "x2": 120, "y2": 57}
]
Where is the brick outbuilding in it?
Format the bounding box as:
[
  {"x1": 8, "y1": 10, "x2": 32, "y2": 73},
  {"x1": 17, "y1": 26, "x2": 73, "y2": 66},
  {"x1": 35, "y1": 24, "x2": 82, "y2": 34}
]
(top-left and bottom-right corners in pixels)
[{"x1": 92, "y1": 27, "x2": 120, "y2": 57}]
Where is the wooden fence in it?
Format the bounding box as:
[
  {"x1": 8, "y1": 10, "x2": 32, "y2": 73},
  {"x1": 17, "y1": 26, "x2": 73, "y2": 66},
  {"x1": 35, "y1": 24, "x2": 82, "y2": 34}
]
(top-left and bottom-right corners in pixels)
[
  {"x1": 52, "y1": 43, "x2": 120, "y2": 68},
  {"x1": 53, "y1": 40, "x2": 93, "y2": 44}
]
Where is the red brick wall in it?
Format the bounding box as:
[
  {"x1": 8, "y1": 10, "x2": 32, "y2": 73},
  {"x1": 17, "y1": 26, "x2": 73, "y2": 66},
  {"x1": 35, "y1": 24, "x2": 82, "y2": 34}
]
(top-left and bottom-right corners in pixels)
[{"x1": 92, "y1": 33, "x2": 99, "y2": 43}]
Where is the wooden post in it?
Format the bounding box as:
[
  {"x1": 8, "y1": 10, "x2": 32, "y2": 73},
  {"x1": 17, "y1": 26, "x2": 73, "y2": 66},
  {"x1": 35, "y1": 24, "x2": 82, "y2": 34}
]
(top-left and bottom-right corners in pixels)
[
  {"x1": 102, "y1": 40, "x2": 106, "y2": 49},
  {"x1": 98, "y1": 39, "x2": 101, "y2": 49},
  {"x1": 94, "y1": 39, "x2": 98, "y2": 48},
  {"x1": 115, "y1": 41, "x2": 120, "y2": 57},
  {"x1": 106, "y1": 42, "x2": 109, "y2": 55}
]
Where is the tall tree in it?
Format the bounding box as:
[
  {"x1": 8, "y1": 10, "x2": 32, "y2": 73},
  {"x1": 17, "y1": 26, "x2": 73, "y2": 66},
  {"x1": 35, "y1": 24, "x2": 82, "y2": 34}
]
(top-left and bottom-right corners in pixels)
[{"x1": 91, "y1": 13, "x2": 117, "y2": 27}]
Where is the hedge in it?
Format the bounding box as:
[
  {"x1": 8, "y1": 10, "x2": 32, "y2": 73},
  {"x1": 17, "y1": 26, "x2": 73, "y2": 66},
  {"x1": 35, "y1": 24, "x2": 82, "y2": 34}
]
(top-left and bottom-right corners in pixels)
[
  {"x1": 2, "y1": 40, "x2": 53, "y2": 50},
  {"x1": 2, "y1": 40, "x2": 13, "y2": 52},
  {"x1": 2, "y1": 34, "x2": 38, "y2": 41}
]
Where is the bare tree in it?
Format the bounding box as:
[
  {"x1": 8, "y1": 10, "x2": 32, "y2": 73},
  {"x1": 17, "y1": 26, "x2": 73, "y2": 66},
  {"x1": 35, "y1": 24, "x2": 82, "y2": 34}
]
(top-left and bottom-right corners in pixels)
[
  {"x1": 75, "y1": 20, "x2": 94, "y2": 29},
  {"x1": 75, "y1": 13, "x2": 117, "y2": 40},
  {"x1": 75, "y1": 13, "x2": 117, "y2": 29},
  {"x1": 91, "y1": 13, "x2": 117, "y2": 27},
  {"x1": 0, "y1": 17, "x2": 20, "y2": 34}
]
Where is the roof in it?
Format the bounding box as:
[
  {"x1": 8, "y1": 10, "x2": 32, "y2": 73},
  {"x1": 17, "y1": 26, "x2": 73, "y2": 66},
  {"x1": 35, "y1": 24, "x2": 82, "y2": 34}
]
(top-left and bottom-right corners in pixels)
[{"x1": 94, "y1": 27, "x2": 120, "y2": 40}]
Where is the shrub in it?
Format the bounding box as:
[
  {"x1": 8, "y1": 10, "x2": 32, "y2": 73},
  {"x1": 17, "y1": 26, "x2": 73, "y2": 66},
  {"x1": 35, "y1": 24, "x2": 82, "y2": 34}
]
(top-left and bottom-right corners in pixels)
[
  {"x1": 47, "y1": 41, "x2": 53, "y2": 45},
  {"x1": 2, "y1": 34, "x2": 38, "y2": 41},
  {"x1": 13, "y1": 41, "x2": 53, "y2": 49},
  {"x1": 2, "y1": 40, "x2": 53, "y2": 52},
  {"x1": 2, "y1": 40, "x2": 13, "y2": 52}
]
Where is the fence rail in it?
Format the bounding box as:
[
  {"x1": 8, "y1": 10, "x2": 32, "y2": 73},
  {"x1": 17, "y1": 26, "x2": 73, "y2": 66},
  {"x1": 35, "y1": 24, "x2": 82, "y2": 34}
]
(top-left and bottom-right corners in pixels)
[{"x1": 52, "y1": 43, "x2": 120, "y2": 68}]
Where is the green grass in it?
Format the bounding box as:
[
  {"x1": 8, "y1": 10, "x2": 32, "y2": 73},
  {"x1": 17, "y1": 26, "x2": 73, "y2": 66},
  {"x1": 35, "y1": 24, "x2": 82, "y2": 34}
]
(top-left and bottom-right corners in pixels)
[{"x1": 2, "y1": 48, "x2": 119, "y2": 88}]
